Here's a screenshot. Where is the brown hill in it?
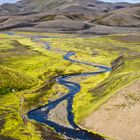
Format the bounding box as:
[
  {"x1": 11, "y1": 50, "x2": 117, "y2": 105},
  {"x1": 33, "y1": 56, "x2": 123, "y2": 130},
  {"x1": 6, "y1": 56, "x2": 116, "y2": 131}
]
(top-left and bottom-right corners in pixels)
[
  {"x1": 0, "y1": 0, "x2": 139, "y2": 34},
  {"x1": 93, "y1": 5, "x2": 140, "y2": 27}
]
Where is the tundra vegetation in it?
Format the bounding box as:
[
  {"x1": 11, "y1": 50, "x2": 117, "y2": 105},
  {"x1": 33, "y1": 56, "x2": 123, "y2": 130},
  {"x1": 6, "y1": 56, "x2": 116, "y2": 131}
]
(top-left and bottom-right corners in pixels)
[{"x1": 0, "y1": 32, "x2": 140, "y2": 140}]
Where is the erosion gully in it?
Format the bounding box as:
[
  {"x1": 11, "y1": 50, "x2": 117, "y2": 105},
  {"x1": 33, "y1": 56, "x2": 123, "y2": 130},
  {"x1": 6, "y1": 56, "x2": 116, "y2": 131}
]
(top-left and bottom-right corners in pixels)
[{"x1": 4, "y1": 32, "x2": 112, "y2": 140}]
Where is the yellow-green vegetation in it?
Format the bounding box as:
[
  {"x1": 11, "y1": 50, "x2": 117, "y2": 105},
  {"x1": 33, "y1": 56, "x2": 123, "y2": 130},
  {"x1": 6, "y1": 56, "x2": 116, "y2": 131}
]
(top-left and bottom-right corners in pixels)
[
  {"x1": 73, "y1": 34, "x2": 140, "y2": 122},
  {"x1": 0, "y1": 32, "x2": 140, "y2": 140},
  {"x1": 0, "y1": 65, "x2": 34, "y2": 95},
  {"x1": 0, "y1": 32, "x2": 90, "y2": 139},
  {"x1": 42, "y1": 33, "x2": 140, "y2": 122},
  {"x1": 0, "y1": 93, "x2": 41, "y2": 140}
]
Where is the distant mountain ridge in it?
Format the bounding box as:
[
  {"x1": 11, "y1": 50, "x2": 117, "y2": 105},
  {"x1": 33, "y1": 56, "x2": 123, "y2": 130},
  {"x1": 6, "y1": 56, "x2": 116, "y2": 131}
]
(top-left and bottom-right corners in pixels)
[
  {"x1": 0, "y1": 0, "x2": 140, "y2": 34},
  {"x1": 0, "y1": 0, "x2": 132, "y2": 15}
]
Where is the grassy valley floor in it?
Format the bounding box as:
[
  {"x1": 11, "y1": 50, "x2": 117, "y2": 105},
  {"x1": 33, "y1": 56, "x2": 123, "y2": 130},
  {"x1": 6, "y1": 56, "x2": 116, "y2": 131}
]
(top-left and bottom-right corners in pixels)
[{"x1": 0, "y1": 32, "x2": 140, "y2": 140}]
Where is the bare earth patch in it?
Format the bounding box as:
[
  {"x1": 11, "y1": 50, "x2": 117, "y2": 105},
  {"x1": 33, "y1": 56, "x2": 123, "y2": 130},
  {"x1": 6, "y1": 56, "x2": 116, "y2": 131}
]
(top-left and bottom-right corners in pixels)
[
  {"x1": 48, "y1": 100, "x2": 70, "y2": 128},
  {"x1": 82, "y1": 79, "x2": 140, "y2": 140}
]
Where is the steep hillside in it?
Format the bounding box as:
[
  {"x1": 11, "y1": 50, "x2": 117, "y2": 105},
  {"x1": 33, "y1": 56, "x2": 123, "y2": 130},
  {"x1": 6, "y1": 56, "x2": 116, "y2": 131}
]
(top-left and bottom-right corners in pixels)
[{"x1": 93, "y1": 5, "x2": 140, "y2": 27}]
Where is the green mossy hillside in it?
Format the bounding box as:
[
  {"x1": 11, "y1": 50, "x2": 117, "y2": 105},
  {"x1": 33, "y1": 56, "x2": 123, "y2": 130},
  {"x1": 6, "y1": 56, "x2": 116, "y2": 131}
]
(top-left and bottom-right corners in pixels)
[{"x1": 0, "y1": 65, "x2": 35, "y2": 95}]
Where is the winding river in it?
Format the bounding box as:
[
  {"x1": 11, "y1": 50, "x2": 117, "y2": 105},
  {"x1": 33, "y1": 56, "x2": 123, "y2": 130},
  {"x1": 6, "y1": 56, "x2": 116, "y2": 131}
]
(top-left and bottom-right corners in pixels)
[
  {"x1": 3, "y1": 32, "x2": 111, "y2": 140},
  {"x1": 27, "y1": 42, "x2": 111, "y2": 139}
]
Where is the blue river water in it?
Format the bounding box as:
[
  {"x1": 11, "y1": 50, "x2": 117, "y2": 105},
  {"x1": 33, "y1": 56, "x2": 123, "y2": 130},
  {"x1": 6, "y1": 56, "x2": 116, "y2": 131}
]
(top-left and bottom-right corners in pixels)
[
  {"x1": 28, "y1": 51, "x2": 111, "y2": 140},
  {"x1": 2, "y1": 32, "x2": 111, "y2": 139}
]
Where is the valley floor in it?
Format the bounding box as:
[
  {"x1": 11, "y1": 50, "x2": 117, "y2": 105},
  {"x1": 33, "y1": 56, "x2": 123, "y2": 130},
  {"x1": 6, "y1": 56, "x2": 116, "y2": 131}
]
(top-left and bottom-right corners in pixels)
[{"x1": 0, "y1": 31, "x2": 140, "y2": 140}]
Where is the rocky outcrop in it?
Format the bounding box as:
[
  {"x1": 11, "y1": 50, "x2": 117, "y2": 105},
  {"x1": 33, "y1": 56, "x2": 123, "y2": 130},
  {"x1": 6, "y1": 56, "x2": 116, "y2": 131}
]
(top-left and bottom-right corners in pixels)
[{"x1": 111, "y1": 56, "x2": 125, "y2": 71}]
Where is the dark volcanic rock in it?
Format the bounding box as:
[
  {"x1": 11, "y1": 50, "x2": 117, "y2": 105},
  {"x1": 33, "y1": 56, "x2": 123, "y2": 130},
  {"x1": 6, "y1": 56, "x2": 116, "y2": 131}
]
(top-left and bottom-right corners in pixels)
[
  {"x1": 0, "y1": 135, "x2": 18, "y2": 140},
  {"x1": 35, "y1": 123, "x2": 63, "y2": 140},
  {"x1": 111, "y1": 56, "x2": 125, "y2": 71}
]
